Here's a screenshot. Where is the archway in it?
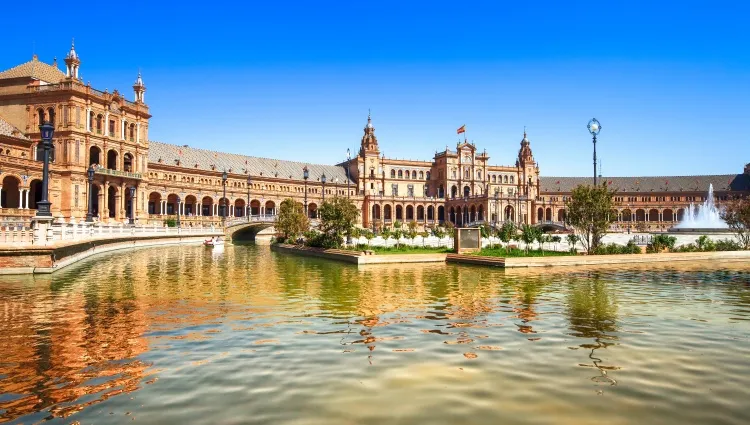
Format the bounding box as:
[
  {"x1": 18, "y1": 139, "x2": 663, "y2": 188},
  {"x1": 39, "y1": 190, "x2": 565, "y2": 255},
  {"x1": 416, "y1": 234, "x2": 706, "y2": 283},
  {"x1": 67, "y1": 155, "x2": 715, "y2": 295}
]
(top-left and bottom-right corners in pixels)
[
  {"x1": 449, "y1": 206, "x2": 455, "y2": 224},
  {"x1": 265, "y1": 200, "x2": 276, "y2": 216},
  {"x1": 107, "y1": 186, "x2": 117, "y2": 218},
  {"x1": 167, "y1": 194, "x2": 179, "y2": 215},
  {"x1": 395, "y1": 205, "x2": 403, "y2": 221},
  {"x1": 372, "y1": 204, "x2": 381, "y2": 220},
  {"x1": 107, "y1": 149, "x2": 118, "y2": 170},
  {"x1": 218, "y1": 197, "x2": 229, "y2": 217},
  {"x1": 148, "y1": 192, "x2": 161, "y2": 215},
  {"x1": 663, "y1": 209, "x2": 674, "y2": 222},
  {"x1": 1, "y1": 176, "x2": 21, "y2": 208},
  {"x1": 405, "y1": 205, "x2": 414, "y2": 221},
  {"x1": 417, "y1": 205, "x2": 425, "y2": 221},
  {"x1": 463, "y1": 186, "x2": 471, "y2": 198},
  {"x1": 635, "y1": 209, "x2": 646, "y2": 222},
  {"x1": 545, "y1": 208, "x2": 552, "y2": 221},
  {"x1": 202, "y1": 196, "x2": 214, "y2": 216},
  {"x1": 123, "y1": 153, "x2": 134, "y2": 172},
  {"x1": 676, "y1": 208, "x2": 685, "y2": 222},
  {"x1": 90, "y1": 184, "x2": 100, "y2": 217},
  {"x1": 235, "y1": 199, "x2": 246, "y2": 217},
  {"x1": 29, "y1": 179, "x2": 43, "y2": 210},
  {"x1": 89, "y1": 146, "x2": 101, "y2": 167},
  {"x1": 537, "y1": 207, "x2": 543, "y2": 222},
  {"x1": 505, "y1": 205, "x2": 515, "y2": 221},
  {"x1": 456, "y1": 206, "x2": 463, "y2": 225},
  {"x1": 478, "y1": 205, "x2": 484, "y2": 221},
  {"x1": 557, "y1": 209, "x2": 566, "y2": 222},
  {"x1": 184, "y1": 195, "x2": 197, "y2": 216},
  {"x1": 125, "y1": 187, "x2": 135, "y2": 220},
  {"x1": 384, "y1": 204, "x2": 392, "y2": 221},
  {"x1": 648, "y1": 209, "x2": 659, "y2": 222},
  {"x1": 250, "y1": 199, "x2": 261, "y2": 216},
  {"x1": 451, "y1": 185, "x2": 458, "y2": 199},
  {"x1": 621, "y1": 209, "x2": 632, "y2": 222},
  {"x1": 437, "y1": 206, "x2": 445, "y2": 222},
  {"x1": 470, "y1": 205, "x2": 476, "y2": 222},
  {"x1": 308, "y1": 202, "x2": 318, "y2": 219}
]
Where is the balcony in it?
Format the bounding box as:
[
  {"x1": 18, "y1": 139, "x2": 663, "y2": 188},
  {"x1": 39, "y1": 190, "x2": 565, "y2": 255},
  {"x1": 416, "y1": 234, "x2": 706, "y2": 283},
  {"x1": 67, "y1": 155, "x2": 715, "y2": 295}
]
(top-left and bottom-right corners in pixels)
[{"x1": 94, "y1": 167, "x2": 143, "y2": 180}]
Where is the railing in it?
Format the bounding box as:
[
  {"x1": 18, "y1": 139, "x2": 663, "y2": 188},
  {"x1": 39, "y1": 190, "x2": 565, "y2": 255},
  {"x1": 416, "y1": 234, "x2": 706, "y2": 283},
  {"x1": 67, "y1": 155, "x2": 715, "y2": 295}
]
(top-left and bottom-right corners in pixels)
[
  {"x1": 94, "y1": 167, "x2": 143, "y2": 180},
  {"x1": 0, "y1": 220, "x2": 222, "y2": 247},
  {"x1": 225, "y1": 214, "x2": 277, "y2": 227}
]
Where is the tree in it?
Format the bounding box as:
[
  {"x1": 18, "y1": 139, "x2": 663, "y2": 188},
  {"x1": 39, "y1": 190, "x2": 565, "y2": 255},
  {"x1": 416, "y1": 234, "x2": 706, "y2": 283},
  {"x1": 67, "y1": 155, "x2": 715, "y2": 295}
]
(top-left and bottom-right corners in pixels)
[
  {"x1": 363, "y1": 229, "x2": 375, "y2": 247},
  {"x1": 566, "y1": 233, "x2": 579, "y2": 252},
  {"x1": 564, "y1": 183, "x2": 617, "y2": 254},
  {"x1": 535, "y1": 230, "x2": 547, "y2": 255},
  {"x1": 381, "y1": 226, "x2": 392, "y2": 246},
  {"x1": 275, "y1": 198, "x2": 309, "y2": 242},
  {"x1": 498, "y1": 221, "x2": 516, "y2": 254},
  {"x1": 721, "y1": 198, "x2": 750, "y2": 249},
  {"x1": 317, "y1": 196, "x2": 360, "y2": 248},
  {"x1": 520, "y1": 224, "x2": 539, "y2": 253},
  {"x1": 407, "y1": 221, "x2": 419, "y2": 246},
  {"x1": 551, "y1": 235, "x2": 562, "y2": 251}
]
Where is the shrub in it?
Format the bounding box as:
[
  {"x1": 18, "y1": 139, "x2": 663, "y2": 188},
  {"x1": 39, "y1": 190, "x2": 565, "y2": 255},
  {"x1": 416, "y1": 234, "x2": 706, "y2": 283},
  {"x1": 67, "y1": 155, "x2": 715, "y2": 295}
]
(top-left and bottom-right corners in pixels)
[
  {"x1": 648, "y1": 234, "x2": 677, "y2": 253},
  {"x1": 696, "y1": 235, "x2": 715, "y2": 252},
  {"x1": 164, "y1": 218, "x2": 177, "y2": 227},
  {"x1": 594, "y1": 241, "x2": 641, "y2": 255},
  {"x1": 715, "y1": 239, "x2": 742, "y2": 251}
]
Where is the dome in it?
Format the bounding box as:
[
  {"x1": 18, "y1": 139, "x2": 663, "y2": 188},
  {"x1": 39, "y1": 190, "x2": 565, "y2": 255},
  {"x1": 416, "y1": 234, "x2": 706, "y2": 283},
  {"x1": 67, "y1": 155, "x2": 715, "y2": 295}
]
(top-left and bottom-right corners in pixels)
[{"x1": 66, "y1": 39, "x2": 78, "y2": 60}]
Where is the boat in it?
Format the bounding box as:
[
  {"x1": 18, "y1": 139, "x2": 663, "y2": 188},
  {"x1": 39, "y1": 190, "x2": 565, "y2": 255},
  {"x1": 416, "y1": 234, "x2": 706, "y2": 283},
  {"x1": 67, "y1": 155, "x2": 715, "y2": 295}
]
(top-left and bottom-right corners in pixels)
[{"x1": 204, "y1": 237, "x2": 225, "y2": 247}]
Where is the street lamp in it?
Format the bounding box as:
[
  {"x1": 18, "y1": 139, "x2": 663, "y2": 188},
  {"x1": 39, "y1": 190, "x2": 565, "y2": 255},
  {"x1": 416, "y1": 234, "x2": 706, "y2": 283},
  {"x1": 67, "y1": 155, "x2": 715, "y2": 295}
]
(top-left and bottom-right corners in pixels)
[
  {"x1": 175, "y1": 194, "x2": 181, "y2": 228},
  {"x1": 86, "y1": 165, "x2": 95, "y2": 222},
  {"x1": 36, "y1": 121, "x2": 54, "y2": 217},
  {"x1": 321, "y1": 173, "x2": 327, "y2": 202},
  {"x1": 346, "y1": 148, "x2": 351, "y2": 199},
  {"x1": 251, "y1": 173, "x2": 253, "y2": 221},
  {"x1": 129, "y1": 186, "x2": 136, "y2": 225},
  {"x1": 221, "y1": 169, "x2": 228, "y2": 222},
  {"x1": 587, "y1": 118, "x2": 601, "y2": 186},
  {"x1": 303, "y1": 166, "x2": 309, "y2": 218}
]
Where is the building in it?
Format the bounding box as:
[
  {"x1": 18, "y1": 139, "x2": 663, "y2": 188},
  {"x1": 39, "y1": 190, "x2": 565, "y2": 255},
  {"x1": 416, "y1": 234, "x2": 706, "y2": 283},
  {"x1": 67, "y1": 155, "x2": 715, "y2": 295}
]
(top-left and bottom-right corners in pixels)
[{"x1": 0, "y1": 43, "x2": 748, "y2": 233}]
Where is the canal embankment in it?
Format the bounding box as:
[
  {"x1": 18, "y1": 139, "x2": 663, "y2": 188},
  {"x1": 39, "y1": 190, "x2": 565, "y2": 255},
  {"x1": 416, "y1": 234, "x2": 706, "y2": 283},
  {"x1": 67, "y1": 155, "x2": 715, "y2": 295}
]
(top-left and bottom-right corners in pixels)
[
  {"x1": 0, "y1": 232, "x2": 222, "y2": 275},
  {"x1": 270, "y1": 243, "x2": 447, "y2": 264}
]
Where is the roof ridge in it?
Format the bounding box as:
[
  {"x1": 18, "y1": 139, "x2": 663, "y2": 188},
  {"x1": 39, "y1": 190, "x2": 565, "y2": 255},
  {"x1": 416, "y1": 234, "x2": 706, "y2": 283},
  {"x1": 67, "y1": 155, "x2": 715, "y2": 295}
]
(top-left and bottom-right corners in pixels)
[{"x1": 148, "y1": 140, "x2": 336, "y2": 167}]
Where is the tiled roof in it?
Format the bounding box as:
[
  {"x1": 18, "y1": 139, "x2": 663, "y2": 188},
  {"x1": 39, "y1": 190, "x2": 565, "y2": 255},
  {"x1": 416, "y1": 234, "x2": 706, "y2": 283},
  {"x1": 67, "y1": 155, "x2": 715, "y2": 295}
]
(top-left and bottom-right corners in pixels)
[
  {"x1": 148, "y1": 141, "x2": 353, "y2": 183},
  {"x1": 0, "y1": 56, "x2": 66, "y2": 84},
  {"x1": 0, "y1": 115, "x2": 29, "y2": 140},
  {"x1": 541, "y1": 174, "x2": 750, "y2": 193}
]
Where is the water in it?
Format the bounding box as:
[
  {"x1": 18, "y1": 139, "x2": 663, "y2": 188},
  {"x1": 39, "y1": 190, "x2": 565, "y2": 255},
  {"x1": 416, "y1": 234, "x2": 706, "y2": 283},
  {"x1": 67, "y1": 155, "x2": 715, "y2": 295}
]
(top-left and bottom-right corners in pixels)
[
  {"x1": 674, "y1": 184, "x2": 729, "y2": 229},
  {"x1": 1, "y1": 245, "x2": 750, "y2": 425}
]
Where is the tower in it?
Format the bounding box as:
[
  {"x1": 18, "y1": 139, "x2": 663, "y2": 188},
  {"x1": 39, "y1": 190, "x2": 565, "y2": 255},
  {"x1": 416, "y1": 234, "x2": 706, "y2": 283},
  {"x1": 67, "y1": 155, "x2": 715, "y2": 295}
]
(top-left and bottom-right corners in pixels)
[
  {"x1": 516, "y1": 129, "x2": 539, "y2": 223},
  {"x1": 359, "y1": 112, "x2": 381, "y2": 197},
  {"x1": 133, "y1": 71, "x2": 146, "y2": 103},
  {"x1": 64, "y1": 39, "x2": 80, "y2": 79},
  {"x1": 359, "y1": 111, "x2": 379, "y2": 156}
]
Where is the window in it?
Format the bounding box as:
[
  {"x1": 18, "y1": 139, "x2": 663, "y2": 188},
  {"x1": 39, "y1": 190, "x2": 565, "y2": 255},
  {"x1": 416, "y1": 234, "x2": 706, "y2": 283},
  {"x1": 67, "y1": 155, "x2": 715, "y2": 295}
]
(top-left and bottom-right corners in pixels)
[
  {"x1": 452, "y1": 170, "x2": 456, "y2": 179},
  {"x1": 63, "y1": 106, "x2": 68, "y2": 125},
  {"x1": 76, "y1": 107, "x2": 81, "y2": 126},
  {"x1": 407, "y1": 184, "x2": 414, "y2": 197},
  {"x1": 504, "y1": 175, "x2": 508, "y2": 183},
  {"x1": 398, "y1": 170, "x2": 403, "y2": 178},
  {"x1": 109, "y1": 120, "x2": 115, "y2": 136},
  {"x1": 509, "y1": 176, "x2": 514, "y2": 184},
  {"x1": 419, "y1": 171, "x2": 424, "y2": 179},
  {"x1": 75, "y1": 140, "x2": 80, "y2": 163},
  {"x1": 477, "y1": 171, "x2": 482, "y2": 180},
  {"x1": 412, "y1": 171, "x2": 417, "y2": 179},
  {"x1": 391, "y1": 169, "x2": 396, "y2": 178},
  {"x1": 391, "y1": 184, "x2": 398, "y2": 196},
  {"x1": 426, "y1": 171, "x2": 431, "y2": 180},
  {"x1": 492, "y1": 175, "x2": 496, "y2": 183}
]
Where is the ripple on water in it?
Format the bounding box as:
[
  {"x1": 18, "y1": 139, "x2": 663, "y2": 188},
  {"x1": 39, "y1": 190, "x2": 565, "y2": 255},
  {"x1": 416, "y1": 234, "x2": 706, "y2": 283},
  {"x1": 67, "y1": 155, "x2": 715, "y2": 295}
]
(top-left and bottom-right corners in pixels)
[{"x1": 0, "y1": 246, "x2": 749, "y2": 424}]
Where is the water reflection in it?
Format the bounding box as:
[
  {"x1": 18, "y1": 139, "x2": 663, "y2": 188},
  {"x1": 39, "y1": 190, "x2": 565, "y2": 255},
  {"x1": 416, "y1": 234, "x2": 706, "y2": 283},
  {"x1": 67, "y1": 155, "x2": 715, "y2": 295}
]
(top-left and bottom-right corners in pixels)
[{"x1": 0, "y1": 246, "x2": 749, "y2": 424}]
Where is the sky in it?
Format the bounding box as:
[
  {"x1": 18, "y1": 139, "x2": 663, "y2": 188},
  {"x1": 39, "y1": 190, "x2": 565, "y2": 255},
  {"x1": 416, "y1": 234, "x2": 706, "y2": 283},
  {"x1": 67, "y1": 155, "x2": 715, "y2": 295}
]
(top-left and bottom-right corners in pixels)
[{"x1": 3, "y1": 1, "x2": 749, "y2": 177}]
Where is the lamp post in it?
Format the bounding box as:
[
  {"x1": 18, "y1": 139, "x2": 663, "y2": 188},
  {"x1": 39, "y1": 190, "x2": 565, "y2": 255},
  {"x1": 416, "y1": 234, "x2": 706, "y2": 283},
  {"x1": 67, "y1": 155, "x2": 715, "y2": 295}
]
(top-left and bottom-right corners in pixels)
[
  {"x1": 175, "y1": 194, "x2": 181, "y2": 228},
  {"x1": 221, "y1": 170, "x2": 228, "y2": 223},
  {"x1": 587, "y1": 118, "x2": 601, "y2": 186},
  {"x1": 129, "y1": 186, "x2": 136, "y2": 225},
  {"x1": 346, "y1": 148, "x2": 351, "y2": 199},
  {"x1": 494, "y1": 191, "x2": 499, "y2": 227},
  {"x1": 321, "y1": 173, "x2": 327, "y2": 202},
  {"x1": 86, "y1": 165, "x2": 95, "y2": 222},
  {"x1": 36, "y1": 122, "x2": 54, "y2": 217},
  {"x1": 303, "y1": 166, "x2": 309, "y2": 218},
  {"x1": 251, "y1": 173, "x2": 253, "y2": 222}
]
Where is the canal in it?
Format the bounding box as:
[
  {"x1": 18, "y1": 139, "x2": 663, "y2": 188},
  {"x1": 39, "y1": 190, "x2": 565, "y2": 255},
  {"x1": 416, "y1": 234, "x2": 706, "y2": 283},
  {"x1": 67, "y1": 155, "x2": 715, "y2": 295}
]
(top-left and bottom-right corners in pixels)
[{"x1": 1, "y1": 245, "x2": 749, "y2": 424}]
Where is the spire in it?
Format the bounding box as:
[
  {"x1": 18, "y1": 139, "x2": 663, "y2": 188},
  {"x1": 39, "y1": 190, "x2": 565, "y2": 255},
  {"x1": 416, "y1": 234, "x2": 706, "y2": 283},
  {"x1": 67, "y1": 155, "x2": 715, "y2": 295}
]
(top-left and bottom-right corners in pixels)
[
  {"x1": 518, "y1": 129, "x2": 534, "y2": 164},
  {"x1": 64, "y1": 38, "x2": 80, "y2": 79},
  {"x1": 133, "y1": 69, "x2": 146, "y2": 103},
  {"x1": 360, "y1": 110, "x2": 378, "y2": 155}
]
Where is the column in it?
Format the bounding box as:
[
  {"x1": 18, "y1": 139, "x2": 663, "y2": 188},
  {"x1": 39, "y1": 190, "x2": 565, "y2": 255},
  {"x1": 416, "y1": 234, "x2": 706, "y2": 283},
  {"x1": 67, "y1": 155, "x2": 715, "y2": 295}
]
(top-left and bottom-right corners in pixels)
[
  {"x1": 105, "y1": 111, "x2": 109, "y2": 136},
  {"x1": 25, "y1": 189, "x2": 30, "y2": 210},
  {"x1": 19, "y1": 189, "x2": 25, "y2": 209},
  {"x1": 121, "y1": 118, "x2": 125, "y2": 140},
  {"x1": 136, "y1": 122, "x2": 141, "y2": 144},
  {"x1": 86, "y1": 107, "x2": 91, "y2": 132},
  {"x1": 0, "y1": 186, "x2": 3, "y2": 208}
]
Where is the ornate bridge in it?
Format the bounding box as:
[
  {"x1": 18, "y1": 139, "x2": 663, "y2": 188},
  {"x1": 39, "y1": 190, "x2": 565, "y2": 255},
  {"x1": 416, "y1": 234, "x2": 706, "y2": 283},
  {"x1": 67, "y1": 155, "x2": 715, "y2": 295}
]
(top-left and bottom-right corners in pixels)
[{"x1": 223, "y1": 215, "x2": 277, "y2": 241}]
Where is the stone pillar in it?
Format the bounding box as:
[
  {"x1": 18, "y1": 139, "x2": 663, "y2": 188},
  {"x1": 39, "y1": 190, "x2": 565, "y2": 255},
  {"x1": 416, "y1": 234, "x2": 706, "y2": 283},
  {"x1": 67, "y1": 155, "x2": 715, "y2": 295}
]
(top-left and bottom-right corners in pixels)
[
  {"x1": 19, "y1": 189, "x2": 25, "y2": 209},
  {"x1": 25, "y1": 189, "x2": 30, "y2": 210},
  {"x1": 0, "y1": 186, "x2": 3, "y2": 208}
]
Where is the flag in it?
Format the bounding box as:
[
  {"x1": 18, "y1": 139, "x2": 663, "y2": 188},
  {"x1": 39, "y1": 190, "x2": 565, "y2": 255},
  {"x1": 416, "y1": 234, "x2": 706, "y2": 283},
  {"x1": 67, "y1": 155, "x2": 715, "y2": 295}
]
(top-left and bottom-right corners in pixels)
[{"x1": 457, "y1": 125, "x2": 466, "y2": 135}]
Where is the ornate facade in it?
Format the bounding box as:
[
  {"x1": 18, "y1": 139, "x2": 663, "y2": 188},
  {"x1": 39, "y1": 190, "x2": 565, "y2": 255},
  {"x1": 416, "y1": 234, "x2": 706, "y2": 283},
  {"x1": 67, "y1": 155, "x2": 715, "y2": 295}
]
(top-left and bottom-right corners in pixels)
[{"x1": 0, "y1": 43, "x2": 748, "y2": 232}]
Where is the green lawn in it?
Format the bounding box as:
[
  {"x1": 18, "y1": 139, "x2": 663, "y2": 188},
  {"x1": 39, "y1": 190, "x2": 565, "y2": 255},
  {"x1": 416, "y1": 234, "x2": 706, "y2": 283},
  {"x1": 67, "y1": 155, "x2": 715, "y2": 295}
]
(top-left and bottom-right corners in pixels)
[
  {"x1": 347, "y1": 245, "x2": 454, "y2": 255},
  {"x1": 472, "y1": 247, "x2": 575, "y2": 258}
]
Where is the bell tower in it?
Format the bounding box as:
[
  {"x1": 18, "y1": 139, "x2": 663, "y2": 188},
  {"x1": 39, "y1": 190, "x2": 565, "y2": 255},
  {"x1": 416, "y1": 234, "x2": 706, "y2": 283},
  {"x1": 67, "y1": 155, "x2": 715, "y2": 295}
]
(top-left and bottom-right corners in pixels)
[
  {"x1": 133, "y1": 71, "x2": 146, "y2": 103},
  {"x1": 64, "y1": 39, "x2": 80, "y2": 80},
  {"x1": 359, "y1": 112, "x2": 382, "y2": 196},
  {"x1": 359, "y1": 111, "x2": 379, "y2": 155}
]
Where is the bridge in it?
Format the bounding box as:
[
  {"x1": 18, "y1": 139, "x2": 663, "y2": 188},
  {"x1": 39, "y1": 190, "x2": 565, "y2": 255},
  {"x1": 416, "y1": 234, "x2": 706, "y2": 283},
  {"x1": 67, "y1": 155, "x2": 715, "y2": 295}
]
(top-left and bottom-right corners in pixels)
[{"x1": 223, "y1": 215, "x2": 277, "y2": 241}]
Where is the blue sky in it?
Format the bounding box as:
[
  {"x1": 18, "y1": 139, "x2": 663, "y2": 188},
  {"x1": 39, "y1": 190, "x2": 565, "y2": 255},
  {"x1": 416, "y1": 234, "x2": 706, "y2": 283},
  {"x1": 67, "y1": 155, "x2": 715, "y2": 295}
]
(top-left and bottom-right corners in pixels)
[{"x1": 3, "y1": 1, "x2": 749, "y2": 176}]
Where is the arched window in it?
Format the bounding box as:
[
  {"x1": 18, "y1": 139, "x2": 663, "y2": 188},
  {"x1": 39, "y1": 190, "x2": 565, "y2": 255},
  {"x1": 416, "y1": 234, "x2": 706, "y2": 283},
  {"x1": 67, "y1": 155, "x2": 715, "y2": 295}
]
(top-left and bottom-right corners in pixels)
[
  {"x1": 96, "y1": 114, "x2": 103, "y2": 134},
  {"x1": 398, "y1": 170, "x2": 403, "y2": 178},
  {"x1": 37, "y1": 108, "x2": 45, "y2": 126},
  {"x1": 426, "y1": 171, "x2": 430, "y2": 180},
  {"x1": 412, "y1": 170, "x2": 417, "y2": 179},
  {"x1": 129, "y1": 123, "x2": 136, "y2": 141},
  {"x1": 509, "y1": 176, "x2": 514, "y2": 184},
  {"x1": 492, "y1": 175, "x2": 496, "y2": 183},
  {"x1": 89, "y1": 111, "x2": 94, "y2": 131},
  {"x1": 503, "y1": 175, "x2": 508, "y2": 183},
  {"x1": 419, "y1": 171, "x2": 424, "y2": 180},
  {"x1": 47, "y1": 107, "x2": 55, "y2": 126},
  {"x1": 463, "y1": 186, "x2": 471, "y2": 197},
  {"x1": 464, "y1": 169, "x2": 470, "y2": 179},
  {"x1": 391, "y1": 169, "x2": 396, "y2": 178}
]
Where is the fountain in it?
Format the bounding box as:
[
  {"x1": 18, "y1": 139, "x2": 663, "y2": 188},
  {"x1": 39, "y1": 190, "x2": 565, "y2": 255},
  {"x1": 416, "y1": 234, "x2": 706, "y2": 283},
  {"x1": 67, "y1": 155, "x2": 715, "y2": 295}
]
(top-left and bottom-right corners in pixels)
[{"x1": 670, "y1": 184, "x2": 730, "y2": 232}]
